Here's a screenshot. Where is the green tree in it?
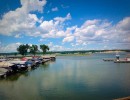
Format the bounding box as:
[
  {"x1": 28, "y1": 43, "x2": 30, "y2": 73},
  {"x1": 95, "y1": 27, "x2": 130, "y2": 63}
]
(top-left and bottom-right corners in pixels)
[
  {"x1": 30, "y1": 45, "x2": 38, "y2": 56},
  {"x1": 40, "y1": 44, "x2": 49, "y2": 55},
  {"x1": 14, "y1": 52, "x2": 17, "y2": 56},
  {"x1": 17, "y1": 44, "x2": 29, "y2": 56}
]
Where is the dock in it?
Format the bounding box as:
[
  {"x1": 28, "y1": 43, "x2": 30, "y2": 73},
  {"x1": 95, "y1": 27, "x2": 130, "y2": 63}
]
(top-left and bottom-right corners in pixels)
[
  {"x1": 0, "y1": 62, "x2": 13, "y2": 78},
  {"x1": 42, "y1": 55, "x2": 56, "y2": 60},
  {"x1": 114, "y1": 96, "x2": 130, "y2": 100},
  {"x1": 103, "y1": 58, "x2": 130, "y2": 63},
  {"x1": 0, "y1": 68, "x2": 10, "y2": 78},
  {"x1": 103, "y1": 58, "x2": 116, "y2": 61},
  {"x1": 0, "y1": 55, "x2": 56, "y2": 78},
  {"x1": 114, "y1": 60, "x2": 130, "y2": 63}
]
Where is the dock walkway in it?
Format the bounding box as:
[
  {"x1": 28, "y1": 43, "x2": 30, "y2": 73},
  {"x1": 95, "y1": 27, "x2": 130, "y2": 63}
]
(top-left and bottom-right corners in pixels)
[
  {"x1": 114, "y1": 60, "x2": 130, "y2": 63},
  {"x1": 103, "y1": 58, "x2": 130, "y2": 63},
  {"x1": 0, "y1": 55, "x2": 56, "y2": 78},
  {"x1": 103, "y1": 58, "x2": 116, "y2": 61}
]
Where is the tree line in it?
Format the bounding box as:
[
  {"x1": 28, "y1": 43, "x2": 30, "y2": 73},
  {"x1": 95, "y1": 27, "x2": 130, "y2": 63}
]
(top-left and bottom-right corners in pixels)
[{"x1": 17, "y1": 44, "x2": 49, "y2": 56}]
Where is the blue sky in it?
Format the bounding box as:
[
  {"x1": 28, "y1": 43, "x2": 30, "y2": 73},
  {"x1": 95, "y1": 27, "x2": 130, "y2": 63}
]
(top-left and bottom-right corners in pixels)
[{"x1": 0, "y1": 0, "x2": 130, "y2": 52}]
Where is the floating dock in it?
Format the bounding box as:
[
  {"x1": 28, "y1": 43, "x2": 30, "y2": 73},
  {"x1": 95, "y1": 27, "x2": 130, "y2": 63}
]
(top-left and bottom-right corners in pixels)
[
  {"x1": 42, "y1": 55, "x2": 56, "y2": 60},
  {"x1": 103, "y1": 58, "x2": 130, "y2": 63},
  {"x1": 0, "y1": 68, "x2": 10, "y2": 78},
  {"x1": 114, "y1": 60, "x2": 130, "y2": 63},
  {"x1": 0, "y1": 55, "x2": 56, "y2": 78},
  {"x1": 103, "y1": 58, "x2": 116, "y2": 61}
]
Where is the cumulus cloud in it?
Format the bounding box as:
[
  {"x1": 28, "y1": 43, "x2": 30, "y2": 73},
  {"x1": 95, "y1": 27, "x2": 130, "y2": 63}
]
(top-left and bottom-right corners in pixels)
[
  {"x1": 51, "y1": 7, "x2": 58, "y2": 12},
  {"x1": 62, "y1": 17, "x2": 130, "y2": 47},
  {"x1": 39, "y1": 13, "x2": 72, "y2": 38},
  {"x1": 0, "y1": 0, "x2": 71, "y2": 39},
  {"x1": 54, "y1": 13, "x2": 71, "y2": 23},
  {"x1": 47, "y1": 42, "x2": 73, "y2": 51},
  {"x1": 0, "y1": 42, "x2": 21, "y2": 53},
  {"x1": 116, "y1": 17, "x2": 130, "y2": 31},
  {"x1": 15, "y1": 34, "x2": 21, "y2": 38},
  {"x1": 20, "y1": 0, "x2": 46, "y2": 13},
  {"x1": 0, "y1": 0, "x2": 46, "y2": 36},
  {"x1": 47, "y1": 42, "x2": 87, "y2": 51},
  {"x1": 63, "y1": 36, "x2": 74, "y2": 43},
  {"x1": 0, "y1": 0, "x2": 130, "y2": 50}
]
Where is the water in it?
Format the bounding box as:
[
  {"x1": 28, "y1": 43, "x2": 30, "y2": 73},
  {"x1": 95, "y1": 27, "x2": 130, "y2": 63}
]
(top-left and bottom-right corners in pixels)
[{"x1": 0, "y1": 53, "x2": 130, "y2": 100}]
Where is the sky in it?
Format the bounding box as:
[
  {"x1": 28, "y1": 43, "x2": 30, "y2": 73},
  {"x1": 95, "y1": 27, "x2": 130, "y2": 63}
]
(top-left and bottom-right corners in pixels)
[{"x1": 0, "y1": 0, "x2": 130, "y2": 53}]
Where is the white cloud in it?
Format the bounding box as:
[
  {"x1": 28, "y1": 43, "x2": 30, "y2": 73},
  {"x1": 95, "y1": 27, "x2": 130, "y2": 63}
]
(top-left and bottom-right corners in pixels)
[
  {"x1": 61, "y1": 4, "x2": 69, "y2": 9},
  {"x1": 51, "y1": 7, "x2": 58, "y2": 12},
  {"x1": 56, "y1": 31, "x2": 66, "y2": 37},
  {"x1": 15, "y1": 34, "x2": 21, "y2": 38},
  {"x1": 0, "y1": 0, "x2": 72, "y2": 39},
  {"x1": 54, "y1": 13, "x2": 71, "y2": 23},
  {"x1": 40, "y1": 20, "x2": 54, "y2": 32},
  {"x1": 72, "y1": 18, "x2": 130, "y2": 45},
  {"x1": 0, "y1": 0, "x2": 130, "y2": 50},
  {"x1": 63, "y1": 36, "x2": 74, "y2": 43},
  {"x1": 116, "y1": 17, "x2": 130, "y2": 31},
  {"x1": 47, "y1": 42, "x2": 64, "y2": 51},
  {"x1": 0, "y1": 42, "x2": 21, "y2": 53},
  {"x1": 47, "y1": 42, "x2": 73, "y2": 51},
  {"x1": 82, "y1": 19, "x2": 99, "y2": 27},
  {"x1": 0, "y1": 0, "x2": 46, "y2": 36},
  {"x1": 20, "y1": 0, "x2": 46, "y2": 13},
  {"x1": 61, "y1": 17, "x2": 130, "y2": 49},
  {"x1": 39, "y1": 13, "x2": 72, "y2": 38}
]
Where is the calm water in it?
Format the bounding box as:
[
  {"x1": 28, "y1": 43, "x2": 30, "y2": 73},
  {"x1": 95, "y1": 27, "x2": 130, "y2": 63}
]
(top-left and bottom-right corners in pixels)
[{"x1": 0, "y1": 53, "x2": 130, "y2": 100}]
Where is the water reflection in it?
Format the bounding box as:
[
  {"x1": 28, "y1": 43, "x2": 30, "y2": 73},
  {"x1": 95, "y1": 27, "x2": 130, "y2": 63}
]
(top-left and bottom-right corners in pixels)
[
  {"x1": 41, "y1": 62, "x2": 50, "y2": 70},
  {"x1": 0, "y1": 55, "x2": 130, "y2": 100}
]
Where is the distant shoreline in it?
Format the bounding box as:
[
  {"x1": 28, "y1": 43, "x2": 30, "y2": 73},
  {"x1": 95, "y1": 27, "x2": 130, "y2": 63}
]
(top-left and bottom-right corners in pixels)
[
  {"x1": 57, "y1": 54, "x2": 92, "y2": 56},
  {"x1": 0, "y1": 50, "x2": 129, "y2": 57}
]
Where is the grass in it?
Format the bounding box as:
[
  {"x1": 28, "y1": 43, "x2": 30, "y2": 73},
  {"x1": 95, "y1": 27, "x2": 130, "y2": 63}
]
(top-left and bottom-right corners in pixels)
[{"x1": 56, "y1": 53, "x2": 92, "y2": 56}]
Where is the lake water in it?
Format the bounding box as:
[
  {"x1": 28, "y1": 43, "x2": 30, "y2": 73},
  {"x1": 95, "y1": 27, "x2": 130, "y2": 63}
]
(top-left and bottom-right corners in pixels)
[{"x1": 0, "y1": 53, "x2": 130, "y2": 100}]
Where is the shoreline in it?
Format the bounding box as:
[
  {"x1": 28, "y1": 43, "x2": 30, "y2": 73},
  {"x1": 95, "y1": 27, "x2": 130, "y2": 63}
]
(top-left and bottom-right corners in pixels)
[{"x1": 56, "y1": 54, "x2": 92, "y2": 56}]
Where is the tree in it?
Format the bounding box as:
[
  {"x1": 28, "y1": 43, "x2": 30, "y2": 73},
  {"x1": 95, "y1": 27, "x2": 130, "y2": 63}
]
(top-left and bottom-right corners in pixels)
[
  {"x1": 30, "y1": 45, "x2": 38, "y2": 56},
  {"x1": 40, "y1": 44, "x2": 49, "y2": 55},
  {"x1": 17, "y1": 44, "x2": 29, "y2": 56},
  {"x1": 14, "y1": 52, "x2": 17, "y2": 56}
]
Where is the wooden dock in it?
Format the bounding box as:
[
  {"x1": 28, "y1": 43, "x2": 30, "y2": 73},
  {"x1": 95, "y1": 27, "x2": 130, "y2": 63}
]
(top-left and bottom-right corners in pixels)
[
  {"x1": 42, "y1": 55, "x2": 56, "y2": 60},
  {"x1": 103, "y1": 58, "x2": 116, "y2": 61},
  {"x1": 114, "y1": 96, "x2": 130, "y2": 100},
  {"x1": 114, "y1": 60, "x2": 130, "y2": 63},
  {"x1": 103, "y1": 58, "x2": 130, "y2": 63},
  {"x1": 0, "y1": 68, "x2": 9, "y2": 78},
  {"x1": 0, "y1": 61, "x2": 14, "y2": 68},
  {"x1": 0, "y1": 55, "x2": 56, "y2": 78}
]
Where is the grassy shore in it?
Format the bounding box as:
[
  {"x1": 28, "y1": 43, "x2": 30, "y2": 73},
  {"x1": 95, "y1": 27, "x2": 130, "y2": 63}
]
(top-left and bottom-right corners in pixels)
[{"x1": 56, "y1": 53, "x2": 92, "y2": 56}]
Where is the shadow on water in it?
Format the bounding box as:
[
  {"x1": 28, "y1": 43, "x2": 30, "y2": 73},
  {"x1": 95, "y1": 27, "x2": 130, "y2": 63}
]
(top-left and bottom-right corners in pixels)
[
  {"x1": 40, "y1": 63, "x2": 50, "y2": 70},
  {"x1": 0, "y1": 71, "x2": 29, "y2": 82},
  {"x1": 40, "y1": 60, "x2": 56, "y2": 70}
]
